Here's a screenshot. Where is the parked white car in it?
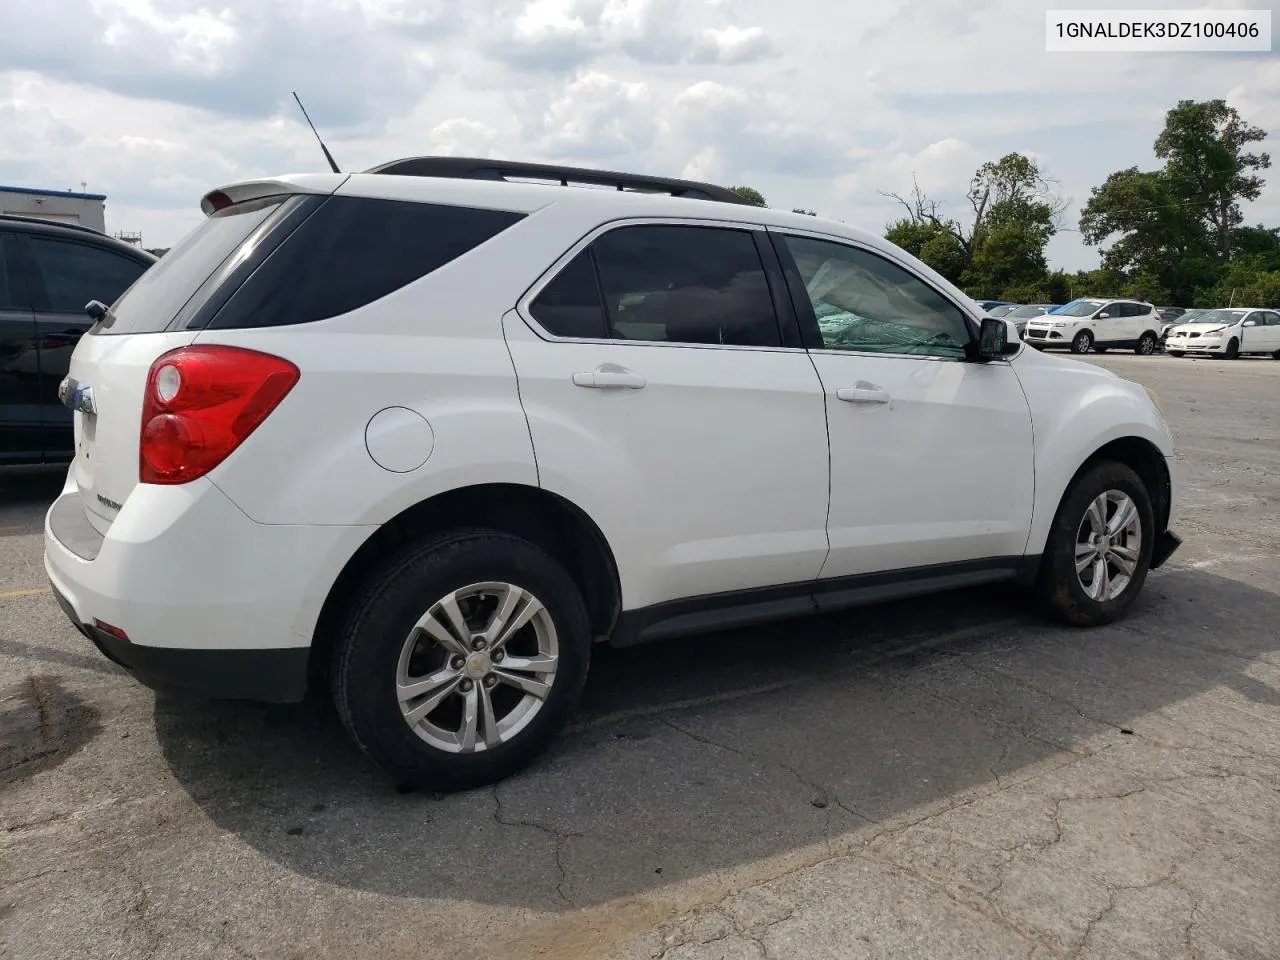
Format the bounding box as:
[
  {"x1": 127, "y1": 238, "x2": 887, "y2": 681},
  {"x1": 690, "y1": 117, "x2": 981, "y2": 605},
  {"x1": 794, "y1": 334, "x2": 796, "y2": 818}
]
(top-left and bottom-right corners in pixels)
[
  {"x1": 1022, "y1": 298, "x2": 1163, "y2": 355},
  {"x1": 44, "y1": 159, "x2": 1181, "y2": 790},
  {"x1": 1164, "y1": 308, "x2": 1280, "y2": 359}
]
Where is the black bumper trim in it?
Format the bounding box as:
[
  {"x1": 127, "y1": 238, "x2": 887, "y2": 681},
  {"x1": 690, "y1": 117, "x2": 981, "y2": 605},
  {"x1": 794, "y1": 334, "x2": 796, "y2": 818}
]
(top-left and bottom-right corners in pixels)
[
  {"x1": 85, "y1": 628, "x2": 311, "y2": 703},
  {"x1": 1151, "y1": 529, "x2": 1182, "y2": 570},
  {"x1": 49, "y1": 578, "x2": 309, "y2": 703}
]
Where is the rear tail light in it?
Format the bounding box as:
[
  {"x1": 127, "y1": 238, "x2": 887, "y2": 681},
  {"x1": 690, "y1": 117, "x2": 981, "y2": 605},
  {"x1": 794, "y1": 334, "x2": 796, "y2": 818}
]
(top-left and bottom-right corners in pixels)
[{"x1": 140, "y1": 345, "x2": 299, "y2": 485}]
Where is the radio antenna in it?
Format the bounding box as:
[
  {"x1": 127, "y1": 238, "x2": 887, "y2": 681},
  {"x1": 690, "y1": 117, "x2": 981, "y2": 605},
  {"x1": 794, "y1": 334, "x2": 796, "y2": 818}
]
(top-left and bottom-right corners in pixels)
[{"x1": 292, "y1": 91, "x2": 341, "y2": 174}]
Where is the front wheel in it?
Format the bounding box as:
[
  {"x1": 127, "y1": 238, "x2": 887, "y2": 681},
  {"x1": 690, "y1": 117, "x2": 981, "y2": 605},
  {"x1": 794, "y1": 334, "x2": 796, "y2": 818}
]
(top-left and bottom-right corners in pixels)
[
  {"x1": 1036, "y1": 461, "x2": 1155, "y2": 627},
  {"x1": 332, "y1": 530, "x2": 591, "y2": 791},
  {"x1": 1135, "y1": 332, "x2": 1157, "y2": 355},
  {"x1": 1070, "y1": 330, "x2": 1093, "y2": 354},
  {"x1": 1225, "y1": 338, "x2": 1240, "y2": 359},
  {"x1": 1168, "y1": 350, "x2": 1185, "y2": 358}
]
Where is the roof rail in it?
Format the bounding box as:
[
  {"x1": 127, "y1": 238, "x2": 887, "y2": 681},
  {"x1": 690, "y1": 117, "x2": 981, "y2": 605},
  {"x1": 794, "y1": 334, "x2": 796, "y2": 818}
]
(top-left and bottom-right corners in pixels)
[
  {"x1": 0, "y1": 212, "x2": 107, "y2": 237},
  {"x1": 364, "y1": 156, "x2": 751, "y2": 205}
]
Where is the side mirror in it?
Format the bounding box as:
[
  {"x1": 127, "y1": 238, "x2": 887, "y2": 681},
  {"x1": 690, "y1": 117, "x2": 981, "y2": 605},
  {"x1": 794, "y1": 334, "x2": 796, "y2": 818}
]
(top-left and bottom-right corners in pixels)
[
  {"x1": 975, "y1": 317, "x2": 1013, "y2": 359},
  {"x1": 1243, "y1": 319, "x2": 1257, "y2": 327},
  {"x1": 1096, "y1": 312, "x2": 1111, "y2": 320},
  {"x1": 85, "y1": 300, "x2": 108, "y2": 322}
]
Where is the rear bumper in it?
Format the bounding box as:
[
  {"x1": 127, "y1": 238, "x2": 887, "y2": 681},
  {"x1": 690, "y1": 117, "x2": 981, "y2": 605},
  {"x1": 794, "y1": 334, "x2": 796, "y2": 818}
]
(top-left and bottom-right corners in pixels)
[
  {"x1": 51, "y1": 578, "x2": 309, "y2": 701},
  {"x1": 44, "y1": 471, "x2": 373, "y2": 702}
]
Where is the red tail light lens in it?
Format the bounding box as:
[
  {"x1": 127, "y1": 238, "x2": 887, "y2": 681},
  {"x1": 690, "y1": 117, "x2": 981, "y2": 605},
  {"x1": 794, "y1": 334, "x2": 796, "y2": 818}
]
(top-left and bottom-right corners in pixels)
[{"x1": 140, "y1": 345, "x2": 300, "y2": 485}]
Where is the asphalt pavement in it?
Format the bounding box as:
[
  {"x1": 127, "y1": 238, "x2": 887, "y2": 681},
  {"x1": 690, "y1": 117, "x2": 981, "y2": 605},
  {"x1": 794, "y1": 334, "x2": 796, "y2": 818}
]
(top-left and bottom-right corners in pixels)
[{"x1": 2, "y1": 352, "x2": 1278, "y2": 960}]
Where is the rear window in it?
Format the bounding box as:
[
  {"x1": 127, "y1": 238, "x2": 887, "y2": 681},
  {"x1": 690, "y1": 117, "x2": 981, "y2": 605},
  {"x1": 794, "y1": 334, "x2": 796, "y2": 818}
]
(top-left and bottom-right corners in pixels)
[
  {"x1": 205, "y1": 197, "x2": 525, "y2": 330},
  {"x1": 93, "y1": 196, "x2": 288, "y2": 335}
]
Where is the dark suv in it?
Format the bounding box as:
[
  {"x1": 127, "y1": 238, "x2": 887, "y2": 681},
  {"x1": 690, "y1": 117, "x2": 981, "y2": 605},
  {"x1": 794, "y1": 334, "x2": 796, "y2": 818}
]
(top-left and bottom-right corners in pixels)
[{"x1": 1, "y1": 215, "x2": 154, "y2": 465}]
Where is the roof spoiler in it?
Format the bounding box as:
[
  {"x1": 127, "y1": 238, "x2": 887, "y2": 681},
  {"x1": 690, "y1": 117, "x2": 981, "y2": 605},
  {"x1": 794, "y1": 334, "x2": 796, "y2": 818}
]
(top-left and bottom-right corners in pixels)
[{"x1": 199, "y1": 174, "x2": 348, "y2": 217}]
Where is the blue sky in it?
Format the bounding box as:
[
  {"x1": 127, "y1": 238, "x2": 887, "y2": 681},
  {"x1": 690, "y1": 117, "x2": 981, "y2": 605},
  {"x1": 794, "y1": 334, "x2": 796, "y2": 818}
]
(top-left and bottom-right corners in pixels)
[{"x1": 2, "y1": 0, "x2": 1277, "y2": 270}]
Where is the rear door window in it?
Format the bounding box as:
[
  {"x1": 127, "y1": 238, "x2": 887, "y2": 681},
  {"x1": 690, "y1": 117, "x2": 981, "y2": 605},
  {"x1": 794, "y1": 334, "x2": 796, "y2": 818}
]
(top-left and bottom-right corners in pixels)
[
  {"x1": 26, "y1": 238, "x2": 148, "y2": 314},
  {"x1": 529, "y1": 250, "x2": 609, "y2": 339},
  {"x1": 589, "y1": 225, "x2": 781, "y2": 347},
  {"x1": 207, "y1": 197, "x2": 525, "y2": 329}
]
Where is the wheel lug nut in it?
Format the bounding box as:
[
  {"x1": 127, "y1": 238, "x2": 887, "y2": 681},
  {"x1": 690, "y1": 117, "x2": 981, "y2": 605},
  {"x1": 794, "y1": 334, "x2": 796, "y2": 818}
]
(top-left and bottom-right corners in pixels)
[
  {"x1": 471, "y1": 638, "x2": 487, "y2": 651},
  {"x1": 492, "y1": 650, "x2": 504, "y2": 663},
  {"x1": 483, "y1": 674, "x2": 497, "y2": 688},
  {"x1": 451, "y1": 656, "x2": 465, "y2": 670},
  {"x1": 459, "y1": 679, "x2": 474, "y2": 692}
]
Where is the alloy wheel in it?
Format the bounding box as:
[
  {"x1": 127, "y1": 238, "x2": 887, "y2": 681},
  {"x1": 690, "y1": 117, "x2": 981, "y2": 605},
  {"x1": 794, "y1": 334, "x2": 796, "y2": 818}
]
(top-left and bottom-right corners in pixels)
[
  {"x1": 1074, "y1": 491, "x2": 1143, "y2": 601},
  {"x1": 395, "y1": 581, "x2": 559, "y2": 753}
]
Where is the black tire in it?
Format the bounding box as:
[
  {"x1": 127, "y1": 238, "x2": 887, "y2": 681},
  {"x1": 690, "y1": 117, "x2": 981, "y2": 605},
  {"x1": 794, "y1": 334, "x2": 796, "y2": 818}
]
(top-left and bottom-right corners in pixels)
[
  {"x1": 1093, "y1": 346, "x2": 1108, "y2": 354},
  {"x1": 332, "y1": 529, "x2": 591, "y2": 791},
  {"x1": 1036, "y1": 461, "x2": 1155, "y2": 627},
  {"x1": 1272, "y1": 350, "x2": 1280, "y2": 360},
  {"x1": 1168, "y1": 351, "x2": 1185, "y2": 358},
  {"x1": 1134, "y1": 332, "x2": 1157, "y2": 355},
  {"x1": 1225, "y1": 338, "x2": 1239, "y2": 359},
  {"x1": 1070, "y1": 330, "x2": 1093, "y2": 354}
]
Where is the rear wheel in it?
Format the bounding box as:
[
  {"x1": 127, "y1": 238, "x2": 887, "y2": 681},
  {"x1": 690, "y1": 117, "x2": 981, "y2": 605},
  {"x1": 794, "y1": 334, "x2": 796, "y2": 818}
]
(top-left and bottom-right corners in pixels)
[
  {"x1": 1070, "y1": 330, "x2": 1093, "y2": 354},
  {"x1": 1037, "y1": 461, "x2": 1154, "y2": 627},
  {"x1": 1168, "y1": 351, "x2": 1185, "y2": 358},
  {"x1": 332, "y1": 529, "x2": 591, "y2": 791},
  {"x1": 1135, "y1": 332, "x2": 1157, "y2": 355},
  {"x1": 1093, "y1": 346, "x2": 1108, "y2": 354},
  {"x1": 1272, "y1": 350, "x2": 1280, "y2": 360},
  {"x1": 1225, "y1": 338, "x2": 1240, "y2": 359}
]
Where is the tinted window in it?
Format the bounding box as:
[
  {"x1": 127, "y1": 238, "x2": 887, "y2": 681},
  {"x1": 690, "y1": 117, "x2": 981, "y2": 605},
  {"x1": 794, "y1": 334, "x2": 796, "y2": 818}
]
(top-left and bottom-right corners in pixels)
[
  {"x1": 781, "y1": 235, "x2": 970, "y2": 359},
  {"x1": 590, "y1": 225, "x2": 780, "y2": 347},
  {"x1": 209, "y1": 197, "x2": 524, "y2": 329},
  {"x1": 1264, "y1": 312, "x2": 1280, "y2": 326},
  {"x1": 530, "y1": 250, "x2": 608, "y2": 339},
  {"x1": 95, "y1": 195, "x2": 288, "y2": 336},
  {"x1": 0, "y1": 235, "x2": 15, "y2": 309},
  {"x1": 27, "y1": 238, "x2": 147, "y2": 314}
]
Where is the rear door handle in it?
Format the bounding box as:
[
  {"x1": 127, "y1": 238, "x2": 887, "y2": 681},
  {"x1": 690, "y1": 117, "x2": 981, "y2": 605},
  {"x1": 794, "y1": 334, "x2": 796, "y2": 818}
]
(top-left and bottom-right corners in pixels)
[
  {"x1": 572, "y1": 365, "x2": 647, "y2": 389},
  {"x1": 836, "y1": 384, "x2": 890, "y2": 404}
]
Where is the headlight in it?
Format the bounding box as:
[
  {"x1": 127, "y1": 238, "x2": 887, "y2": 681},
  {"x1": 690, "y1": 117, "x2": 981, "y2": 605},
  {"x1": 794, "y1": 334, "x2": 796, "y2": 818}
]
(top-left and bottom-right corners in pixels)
[{"x1": 1202, "y1": 327, "x2": 1225, "y2": 336}]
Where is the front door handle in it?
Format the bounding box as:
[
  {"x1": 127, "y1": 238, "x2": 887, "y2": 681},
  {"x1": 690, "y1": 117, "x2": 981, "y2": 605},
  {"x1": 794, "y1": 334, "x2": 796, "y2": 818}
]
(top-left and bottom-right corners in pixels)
[
  {"x1": 572, "y1": 365, "x2": 647, "y2": 390},
  {"x1": 836, "y1": 384, "x2": 890, "y2": 404}
]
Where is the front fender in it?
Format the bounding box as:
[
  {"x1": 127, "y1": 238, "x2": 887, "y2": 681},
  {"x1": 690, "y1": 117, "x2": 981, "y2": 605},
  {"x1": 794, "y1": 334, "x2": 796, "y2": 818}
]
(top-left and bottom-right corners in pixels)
[{"x1": 1014, "y1": 353, "x2": 1175, "y2": 556}]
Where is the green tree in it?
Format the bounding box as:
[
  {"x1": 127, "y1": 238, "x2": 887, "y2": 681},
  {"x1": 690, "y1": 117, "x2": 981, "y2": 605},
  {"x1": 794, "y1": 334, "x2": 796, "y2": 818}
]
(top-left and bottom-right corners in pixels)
[
  {"x1": 730, "y1": 186, "x2": 767, "y2": 206},
  {"x1": 881, "y1": 155, "x2": 1065, "y2": 295},
  {"x1": 1078, "y1": 166, "x2": 1215, "y2": 304},
  {"x1": 1154, "y1": 99, "x2": 1271, "y2": 259}
]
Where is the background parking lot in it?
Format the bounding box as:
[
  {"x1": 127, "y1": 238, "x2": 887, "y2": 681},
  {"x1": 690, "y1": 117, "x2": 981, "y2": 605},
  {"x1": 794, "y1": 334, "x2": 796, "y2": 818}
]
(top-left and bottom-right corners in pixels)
[{"x1": 3, "y1": 353, "x2": 1278, "y2": 960}]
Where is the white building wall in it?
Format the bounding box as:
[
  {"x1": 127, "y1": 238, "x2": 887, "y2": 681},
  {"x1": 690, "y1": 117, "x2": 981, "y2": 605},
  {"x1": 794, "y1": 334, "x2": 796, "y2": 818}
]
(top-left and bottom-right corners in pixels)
[{"x1": 0, "y1": 189, "x2": 108, "y2": 233}]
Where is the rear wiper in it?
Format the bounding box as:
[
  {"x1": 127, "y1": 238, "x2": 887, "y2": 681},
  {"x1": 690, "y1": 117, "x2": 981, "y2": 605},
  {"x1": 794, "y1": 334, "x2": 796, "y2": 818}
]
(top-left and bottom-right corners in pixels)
[{"x1": 84, "y1": 299, "x2": 116, "y2": 329}]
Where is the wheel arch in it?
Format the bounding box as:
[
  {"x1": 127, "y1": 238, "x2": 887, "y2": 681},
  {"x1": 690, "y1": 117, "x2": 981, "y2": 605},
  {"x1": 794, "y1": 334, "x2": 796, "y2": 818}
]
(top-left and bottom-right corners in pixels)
[
  {"x1": 308, "y1": 483, "x2": 622, "y2": 691},
  {"x1": 1022, "y1": 434, "x2": 1172, "y2": 583}
]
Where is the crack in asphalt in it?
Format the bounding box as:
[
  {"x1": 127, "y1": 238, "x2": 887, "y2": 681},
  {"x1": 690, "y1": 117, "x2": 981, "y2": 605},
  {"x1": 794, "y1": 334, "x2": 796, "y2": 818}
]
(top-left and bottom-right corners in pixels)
[
  {"x1": 658, "y1": 715, "x2": 879, "y2": 832},
  {"x1": 490, "y1": 785, "x2": 579, "y2": 906}
]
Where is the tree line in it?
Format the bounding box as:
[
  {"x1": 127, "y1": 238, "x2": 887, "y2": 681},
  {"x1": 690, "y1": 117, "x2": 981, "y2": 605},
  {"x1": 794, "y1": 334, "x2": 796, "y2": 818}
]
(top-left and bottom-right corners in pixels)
[{"x1": 732, "y1": 98, "x2": 1277, "y2": 308}]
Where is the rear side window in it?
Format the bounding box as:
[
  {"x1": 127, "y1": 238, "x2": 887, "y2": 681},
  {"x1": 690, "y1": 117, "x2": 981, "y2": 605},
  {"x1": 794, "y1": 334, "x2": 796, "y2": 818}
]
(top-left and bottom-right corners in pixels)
[
  {"x1": 95, "y1": 195, "x2": 288, "y2": 335},
  {"x1": 589, "y1": 225, "x2": 781, "y2": 347},
  {"x1": 208, "y1": 197, "x2": 525, "y2": 329},
  {"x1": 26, "y1": 237, "x2": 147, "y2": 314}
]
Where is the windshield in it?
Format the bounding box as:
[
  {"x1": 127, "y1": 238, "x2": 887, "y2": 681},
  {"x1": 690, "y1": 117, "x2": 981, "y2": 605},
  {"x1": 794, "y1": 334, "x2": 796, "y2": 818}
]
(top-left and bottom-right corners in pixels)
[
  {"x1": 1172, "y1": 310, "x2": 1204, "y2": 324},
  {"x1": 1008, "y1": 305, "x2": 1047, "y2": 318},
  {"x1": 1051, "y1": 299, "x2": 1104, "y2": 318},
  {"x1": 989, "y1": 304, "x2": 1017, "y2": 317},
  {"x1": 1193, "y1": 309, "x2": 1248, "y2": 327}
]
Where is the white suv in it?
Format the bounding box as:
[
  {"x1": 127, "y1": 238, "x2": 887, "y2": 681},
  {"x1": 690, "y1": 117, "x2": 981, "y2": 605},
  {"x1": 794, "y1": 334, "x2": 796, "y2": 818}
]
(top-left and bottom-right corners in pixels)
[
  {"x1": 1022, "y1": 298, "x2": 1163, "y2": 355},
  {"x1": 44, "y1": 158, "x2": 1181, "y2": 790}
]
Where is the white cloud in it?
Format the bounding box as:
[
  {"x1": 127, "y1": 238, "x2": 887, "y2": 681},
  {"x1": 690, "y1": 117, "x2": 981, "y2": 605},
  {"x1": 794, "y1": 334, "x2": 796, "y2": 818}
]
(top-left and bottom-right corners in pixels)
[{"x1": 2, "y1": 0, "x2": 1277, "y2": 272}]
